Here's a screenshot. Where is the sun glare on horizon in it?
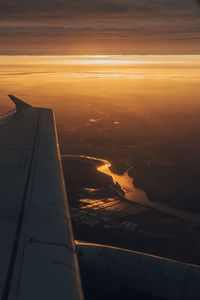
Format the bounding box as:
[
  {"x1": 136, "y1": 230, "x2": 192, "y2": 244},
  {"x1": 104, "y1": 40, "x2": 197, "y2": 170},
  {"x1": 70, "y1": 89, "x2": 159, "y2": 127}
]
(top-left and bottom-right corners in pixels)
[{"x1": 1, "y1": 55, "x2": 200, "y2": 67}]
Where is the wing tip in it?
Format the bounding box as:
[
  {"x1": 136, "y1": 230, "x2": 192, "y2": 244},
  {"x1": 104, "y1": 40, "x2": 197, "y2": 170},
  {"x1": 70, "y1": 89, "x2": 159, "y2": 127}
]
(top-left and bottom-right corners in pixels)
[{"x1": 8, "y1": 95, "x2": 32, "y2": 111}]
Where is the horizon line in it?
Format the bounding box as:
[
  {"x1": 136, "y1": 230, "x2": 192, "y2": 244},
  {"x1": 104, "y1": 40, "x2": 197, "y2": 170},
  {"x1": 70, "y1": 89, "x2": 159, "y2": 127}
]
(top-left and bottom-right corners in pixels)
[{"x1": 0, "y1": 54, "x2": 200, "y2": 57}]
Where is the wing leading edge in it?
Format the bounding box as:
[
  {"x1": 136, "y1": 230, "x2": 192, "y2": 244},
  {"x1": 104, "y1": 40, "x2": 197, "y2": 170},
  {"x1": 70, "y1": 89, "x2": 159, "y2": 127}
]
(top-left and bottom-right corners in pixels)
[{"x1": 0, "y1": 96, "x2": 84, "y2": 300}]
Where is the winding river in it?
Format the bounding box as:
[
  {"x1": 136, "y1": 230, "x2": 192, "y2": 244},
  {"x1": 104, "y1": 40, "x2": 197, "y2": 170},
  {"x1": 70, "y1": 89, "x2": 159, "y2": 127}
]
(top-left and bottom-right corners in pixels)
[{"x1": 62, "y1": 154, "x2": 200, "y2": 223}]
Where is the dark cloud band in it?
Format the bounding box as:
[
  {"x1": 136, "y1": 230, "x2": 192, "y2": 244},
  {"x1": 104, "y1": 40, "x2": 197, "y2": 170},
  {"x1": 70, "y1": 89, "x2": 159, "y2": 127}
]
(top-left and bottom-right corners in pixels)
[{"x1": 0, "y1": 0, "x2": 200, "y2": 54}]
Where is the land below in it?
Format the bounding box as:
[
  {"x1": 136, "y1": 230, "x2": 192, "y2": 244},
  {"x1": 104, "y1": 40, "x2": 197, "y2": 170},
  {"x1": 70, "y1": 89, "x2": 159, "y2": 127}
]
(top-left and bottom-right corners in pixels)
[{"x1": 62, "y1": 157, "x2": 200, "y2": 265}]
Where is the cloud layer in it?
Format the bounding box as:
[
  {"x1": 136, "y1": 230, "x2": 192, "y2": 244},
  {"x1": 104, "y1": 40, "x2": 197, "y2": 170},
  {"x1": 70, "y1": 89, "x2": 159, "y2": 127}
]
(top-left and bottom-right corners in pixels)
[{"x1": 0, "y1": 0, "x2": 200, "y2": 54}]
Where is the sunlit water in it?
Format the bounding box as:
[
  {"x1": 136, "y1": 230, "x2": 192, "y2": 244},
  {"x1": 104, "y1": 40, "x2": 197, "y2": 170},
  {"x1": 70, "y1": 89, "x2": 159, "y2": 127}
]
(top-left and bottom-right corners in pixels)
[{"x1": 62, "y1": 154, "x2": 200, "y2": 223}]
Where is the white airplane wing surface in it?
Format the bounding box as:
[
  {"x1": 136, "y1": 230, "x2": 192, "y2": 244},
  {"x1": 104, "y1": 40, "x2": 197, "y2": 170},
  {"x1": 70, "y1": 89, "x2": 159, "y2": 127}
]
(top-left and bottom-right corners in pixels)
[{"x1": 0, "y1": 96, "x2": 84, "y2": 300}]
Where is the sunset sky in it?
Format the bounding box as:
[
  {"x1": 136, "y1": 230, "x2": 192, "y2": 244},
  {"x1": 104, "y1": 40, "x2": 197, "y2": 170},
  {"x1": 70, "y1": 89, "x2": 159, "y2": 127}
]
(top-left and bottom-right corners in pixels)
[{"x1": 1, "y1": 0, "x2": 200, "y2": 55}]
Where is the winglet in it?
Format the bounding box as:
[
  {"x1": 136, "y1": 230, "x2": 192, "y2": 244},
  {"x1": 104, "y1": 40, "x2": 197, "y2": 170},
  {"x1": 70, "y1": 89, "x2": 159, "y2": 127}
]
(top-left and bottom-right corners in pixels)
[{"x1": 8, "y1": 95, "x2": 32, "y2": 112}]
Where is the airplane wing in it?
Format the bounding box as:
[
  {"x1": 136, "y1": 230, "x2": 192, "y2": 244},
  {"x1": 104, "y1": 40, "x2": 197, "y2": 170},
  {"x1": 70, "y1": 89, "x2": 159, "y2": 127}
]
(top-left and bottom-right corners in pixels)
[{"x1": 0, "y1": 96, "x2": 84, "y2": 300}]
